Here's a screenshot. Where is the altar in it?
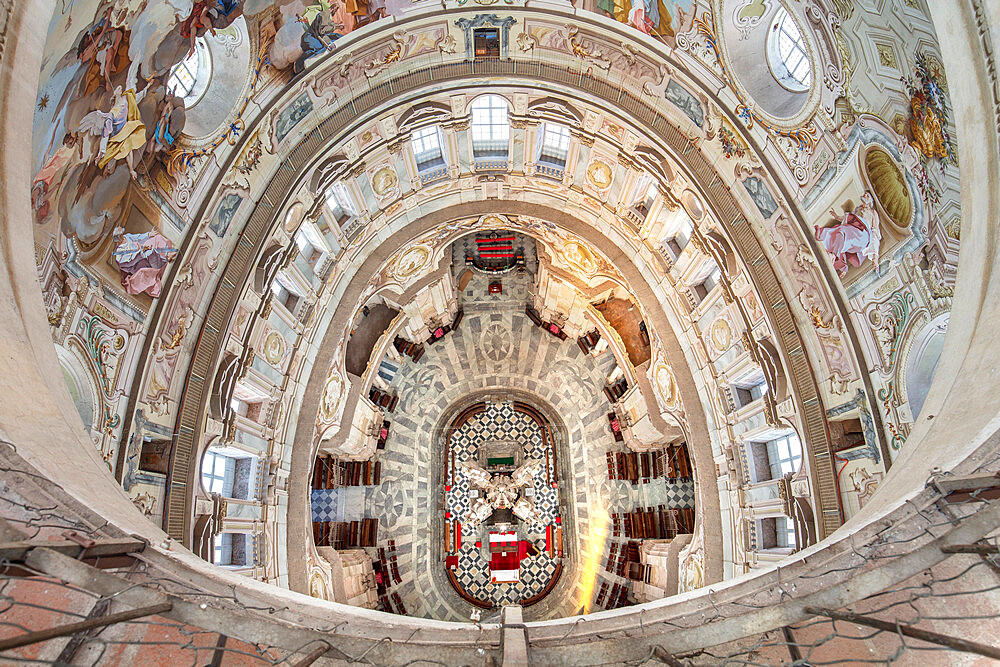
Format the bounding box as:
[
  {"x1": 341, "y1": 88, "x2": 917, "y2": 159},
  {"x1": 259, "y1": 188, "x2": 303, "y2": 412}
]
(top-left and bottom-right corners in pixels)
[{"x1": 489, "y1": 530, "x2": 521, "y2": 583}]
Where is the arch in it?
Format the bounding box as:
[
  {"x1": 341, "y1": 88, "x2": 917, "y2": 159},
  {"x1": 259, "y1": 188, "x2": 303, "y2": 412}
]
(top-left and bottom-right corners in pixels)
[
  {"x1": 54, "y1": 344, "x2": 99, "y2": 434},
  {"x1": 253, "y1": 242, "x2": 285, "y2": 295},
  {"x1": 904, "y1": 313, "x2": 949, "y2": 421},
  {"x1": 209, "y1": 351, "x2": 240, "y2": 420},
  {"x1": 284, "y1": 198, "x2": 725, "y2": 595}
]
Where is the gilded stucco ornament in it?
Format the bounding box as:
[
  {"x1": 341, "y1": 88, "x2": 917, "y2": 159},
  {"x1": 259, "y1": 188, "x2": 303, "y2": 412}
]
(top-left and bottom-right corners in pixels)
[
  {"x1": 561, "y1": 240, "x2": 598, "y2": 277},
  {"x1": 566, "y1": 26, "x2": 611, "y2": 70},
  {"x1": 393, "y1": 244, "x2": 432, "y2": 281},
  {"x1": 653, "y1": 361, "x2": 680, "y2": 408},
  {"x1": 710, "y1": 317, "x2": 733, "y2": 351},
  {"x1": 318, "y1": 373, "x2": 343, "y2": 424},
  {"x1": 308, "y1": 571, "x2": 328, "y2": 599},
  {"x1": 371, "y1": 165, "x2": 399, "y2": 199},
  {"x1": 263, "y1": 331, "x2": 286, "y2": 366},
  {"x1": 585, "y1": 157, "x2": 614, "y2": 190}
]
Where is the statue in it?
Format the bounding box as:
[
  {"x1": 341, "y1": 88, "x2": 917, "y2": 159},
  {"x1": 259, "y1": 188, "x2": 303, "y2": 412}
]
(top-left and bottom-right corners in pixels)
[{"x1": 814, "y1": 192, "x2": 882, "y2": 277}]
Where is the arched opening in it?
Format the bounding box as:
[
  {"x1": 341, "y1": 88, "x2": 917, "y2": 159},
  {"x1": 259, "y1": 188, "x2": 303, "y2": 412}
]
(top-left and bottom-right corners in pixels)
[{"x1": 905, "y1": 314, "x2": 949, "y2": 420}]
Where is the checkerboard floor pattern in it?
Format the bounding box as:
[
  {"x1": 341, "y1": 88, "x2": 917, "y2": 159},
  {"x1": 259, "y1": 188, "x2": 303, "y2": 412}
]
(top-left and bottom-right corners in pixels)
[
  {"x1": 453, "y1": 541, "x2": 558, "y2": 606},
  {"x1": 446, "y1": 402, "x2": 558, "y2": 535},
  {"x1": 445, "y1": 401, "x2": 561, "y2": 603},
  {"x1": 311, "y1": 489, "x2": 338, "y2": 522}
]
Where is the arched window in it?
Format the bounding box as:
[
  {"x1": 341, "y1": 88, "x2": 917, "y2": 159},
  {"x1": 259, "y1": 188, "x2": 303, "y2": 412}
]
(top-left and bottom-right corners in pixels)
[
  {"x1": 167, "y1": 38, "x2": 212, "y2": 107},
  {"x1": 767, "y1": 8, "x2": 811, "y2": 91},
  {"x1": 470, "y1": 95, "x2": 510, "y2": 159}
]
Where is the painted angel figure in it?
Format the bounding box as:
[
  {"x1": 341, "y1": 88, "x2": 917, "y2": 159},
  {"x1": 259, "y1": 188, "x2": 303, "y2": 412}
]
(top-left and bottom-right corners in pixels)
[
  {"x1": 78, "y1": 86, "x2": 148, "y2": 179},
  {"x1": 815, "y1": 192, "x2": 882, "y2": 277}
]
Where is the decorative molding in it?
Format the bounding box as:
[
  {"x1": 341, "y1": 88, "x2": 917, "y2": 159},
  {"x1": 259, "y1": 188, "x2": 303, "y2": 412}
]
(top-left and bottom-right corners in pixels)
[{"x1": 455, "y1": 14, "x2": 517, "y2": 60}]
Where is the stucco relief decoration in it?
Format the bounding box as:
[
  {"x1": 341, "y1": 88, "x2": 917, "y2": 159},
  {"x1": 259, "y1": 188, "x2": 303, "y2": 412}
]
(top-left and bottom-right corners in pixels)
[
  {"x1": 902, "y1": 52, "x2": 956, "y2": 165},
  {"x1": 308, "y1": 571, "x2": 328, "y2": 599},
  {"x1": 560, "y1": 240, "x2": 599, "y2": 278},
  {"x1": 653, "y1": 361, "x2": 680, "y2": 408},
  {"x1": 731, "y1": 0, "x2": 769, "y2": 40},
  {"x1": 678, "y1": 527, "x2": 705, "y2": 593},
  {"x1": 709, "y1": 317, "x2": 733, "y2": 352},
  {"x1": 262, "y1": 331, "x2": 287, "y2": 367},
  {"x1": 363, "y1": 32, "x2": 404, "y2": 78},
  {"x1": 691, "y1": 12, "x2": 819, "y2": 151},
  {"x1": 814, "y1": 192, "x2": 882, "y2": 277},
  {"x1": 393, "y1": 243, "x2": 432, "y2": 282},
  {"x1": 370, "y1": 164, "x2": 400, "y2": 202},
  {"x1": 585, "y1": 156, "x2": 614, "y2": 191},
  {"x1": 866, "y1": 289, "x2": 916, "y2": 372},
  {"x1": 144, "y1": 232, "x2": 218, "y2": 414},
  {"x1": 318, "y1": 371, "x2": 344, "y2": 426},
  {"x1": 565, "y1": 26, "x2": 612, "y2": 70}
]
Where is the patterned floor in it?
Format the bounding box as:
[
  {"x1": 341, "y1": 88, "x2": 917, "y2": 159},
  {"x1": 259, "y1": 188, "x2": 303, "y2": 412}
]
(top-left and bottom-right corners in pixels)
[
  {"x1": 311, "y1": 487, "x2": 366, "y2": 522},
  {"x1": 347, "y1": 242, "x2": 700, "y2": 621},
  {"x1": 445, "y1": 402, "x2": 560, "y2": 606}
]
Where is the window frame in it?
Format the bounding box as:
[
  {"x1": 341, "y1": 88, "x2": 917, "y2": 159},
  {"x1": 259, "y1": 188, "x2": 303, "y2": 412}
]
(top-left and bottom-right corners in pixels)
[
  {"x1": 411, "y1": 126, "x2": 446, "y2": 171},
  {"x1": 470, "y1": 95, "x2": 510, "y2": 158},
  {"x1": 167, "y1": 38, "x2": 212, "y2": 107},
  {"x1": 766, "y1": 432, "x2": 802, "y2": 479},
  {"x1": 324, "y1": 182, "x2": 357, "y2": 222},
  {"x1": 766, "y1": 8, "x2": 812, "y2": 92},
  {"x1": 202, "y1": 449, "x2": 234, "y2": 496},
  {"x1": 538, "y1": 123, "x2": 572, "y2": 167},
  {"x1": 775, "y1": 515, "x2": 797, "y2": 549}
]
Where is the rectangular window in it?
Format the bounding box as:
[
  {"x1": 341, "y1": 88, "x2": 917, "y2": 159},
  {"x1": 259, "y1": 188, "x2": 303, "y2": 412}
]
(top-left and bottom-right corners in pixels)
[
  {"x1": 767, "y1": 433, "x2": 802, "y2": 479},
  {"x1": 294, "y1": 231, "x2": 315, "y2": 263},
  {"x1": 324, "y1": 182, "x2": 357, "y2": 222},
  {"x1": 270, "y1": 279, "x2": 300, "y2": 312},
  {"x1": 673, "y1": 219, "x2": 694, "y2": 252},
  {"x1": 213, "y1": 533, "x2": 249, "y2": 566},
  {"x1": 411, "y1": 126, "x2": 445, "y2": 171},
  {"x1": 538, "y1": 123, "x2": 571, "y2": 167},
  {"x1": 202, "y1": 450, "x2": 235, "y2": 496},
  {"x1": 473, "y1": 28, "x2": 500, "y2": 58},
  {"x1": 775, "y1": 516, "x2": 797, "y2": 548},
  {"x1": 733, "y1": 372, "x2": 768, "y2": 409},
  {"x1": 214, "y1": 533, "x2": 231, "y2": 565},
  {"x1": 471, "y1": 96, "x2": 509, "y2": 158}
]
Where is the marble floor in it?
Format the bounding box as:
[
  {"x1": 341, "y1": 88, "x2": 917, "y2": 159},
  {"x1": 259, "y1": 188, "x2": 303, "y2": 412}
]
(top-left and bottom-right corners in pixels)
[
  {"x1": 353, "y1": 255, "x2": 696, "y2": 620},
  {"x1": 446, "y1": 401, "x2": 560, "y2": 607}
]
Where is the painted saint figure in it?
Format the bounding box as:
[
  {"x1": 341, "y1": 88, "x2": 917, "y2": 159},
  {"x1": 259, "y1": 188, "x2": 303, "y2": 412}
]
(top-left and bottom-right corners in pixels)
[
  {"x1": 815, "y1": 192, "x2": 882, "y2": 277},
  {"x1": 112, "y1": 228, "x2": 178, "y2": 297},
  {"x1": 79, "y1": 86, "x2": 148, "y2": 179},
  {"x1": 292, "y1": 0, "x2": 346, "y2": 74}
]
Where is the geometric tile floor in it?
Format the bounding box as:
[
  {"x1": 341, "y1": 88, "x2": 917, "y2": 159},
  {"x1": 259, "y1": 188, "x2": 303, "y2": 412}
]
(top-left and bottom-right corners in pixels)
[
  {"x1": 355, "y1": 297, "x2": 698, "y2": 621},
  {"x1": 445, "y1": 401, "x2": 561, "y2": 606}
]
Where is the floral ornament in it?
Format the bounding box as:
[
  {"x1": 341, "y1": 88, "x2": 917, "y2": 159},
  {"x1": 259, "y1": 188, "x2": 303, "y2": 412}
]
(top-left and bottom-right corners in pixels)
[
  {"x1": 718, "y1": 124, "x2": 746, "y2": 160},
  {"x1": 901, "y1": 52, "x2": 956, "y2": 165}
]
